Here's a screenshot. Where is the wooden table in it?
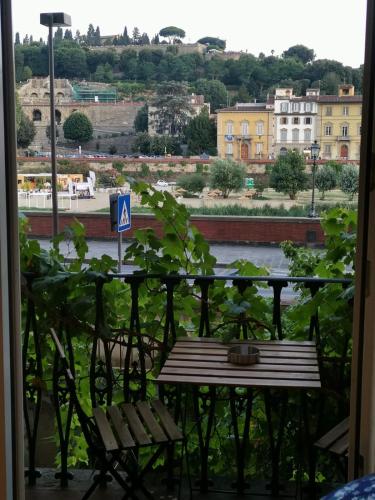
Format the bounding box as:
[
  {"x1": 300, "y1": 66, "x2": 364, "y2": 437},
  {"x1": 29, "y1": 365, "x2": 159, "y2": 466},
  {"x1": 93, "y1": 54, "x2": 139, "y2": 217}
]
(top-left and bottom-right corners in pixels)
[
  {"x1": 157, "y1": 337, "x2": 321, "y2": 390},
  {"x1": 156, "y1": 337, "x2": 321, "y2": 494}
]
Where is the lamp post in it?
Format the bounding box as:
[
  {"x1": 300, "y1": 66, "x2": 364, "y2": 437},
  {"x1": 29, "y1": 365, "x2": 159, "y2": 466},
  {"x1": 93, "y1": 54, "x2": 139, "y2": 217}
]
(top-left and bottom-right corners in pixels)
[
  {"x1": 40, "y1": 13, "x2": 71, "y2": 238},
  {"x1": 309, "y1": 140, "x2": 320, "y2": 218}
]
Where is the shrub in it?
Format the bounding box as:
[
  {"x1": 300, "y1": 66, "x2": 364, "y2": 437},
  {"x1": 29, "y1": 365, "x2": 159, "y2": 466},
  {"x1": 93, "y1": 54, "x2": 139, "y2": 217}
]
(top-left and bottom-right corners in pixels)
[
  {"x1": 112, "y1": 161, "x2": 124, "y2": 173},
  {"x1": 178, "y1": 173, "x2": 206, "y2": 194},
  {"x1": 209, "y1": 159, "x2": 245, "y2": 198},
  {"x1": 339, "y1": 165, "x2": 359, "y2": 200},
  {"x1": 109, "y1": 144, "x2": 117, "y2": 155},
  {"x1": 140, "y1": 163, "x2": 150, "y2": 177},
  {"x1": 315, "y1": 165, "x2": 338, "y2": 200},
  {"x1": 254, "y1": 177, "x2": 268, "y2": 195},
  {"x1": 195, "y1": 163, "x2": 203, "y2": 174}
]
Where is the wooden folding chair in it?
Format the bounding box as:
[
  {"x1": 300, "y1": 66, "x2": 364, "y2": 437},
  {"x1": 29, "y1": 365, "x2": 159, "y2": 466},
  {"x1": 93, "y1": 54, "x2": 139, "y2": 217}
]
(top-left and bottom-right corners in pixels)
[{"x1": 50, "y1": 328, "x2": 184, "y2": 500}]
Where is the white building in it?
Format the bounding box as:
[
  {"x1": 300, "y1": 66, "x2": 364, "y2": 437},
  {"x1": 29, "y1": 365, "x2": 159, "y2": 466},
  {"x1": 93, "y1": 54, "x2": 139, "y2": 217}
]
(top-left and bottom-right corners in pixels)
[{"x1": 274, "y1": 88, "x2": 320, "y2": 155}]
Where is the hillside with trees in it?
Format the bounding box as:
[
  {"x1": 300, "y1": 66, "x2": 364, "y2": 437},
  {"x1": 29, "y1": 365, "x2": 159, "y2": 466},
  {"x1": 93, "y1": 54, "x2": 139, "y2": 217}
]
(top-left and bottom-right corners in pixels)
[{"x1": 14, "y1": 23, "x2": 363, "y2": 106}]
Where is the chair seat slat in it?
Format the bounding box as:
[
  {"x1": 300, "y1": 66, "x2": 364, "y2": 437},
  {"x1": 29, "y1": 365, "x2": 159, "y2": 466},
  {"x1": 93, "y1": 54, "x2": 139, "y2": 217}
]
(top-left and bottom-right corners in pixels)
[
  {"x1": 93, "y1": 407, "x2": 119, "y2": 452},
  {"x1": 122, "y1": 403, "x2": 152, "y2": 446},
  {"x1": 152, "y1": 400, "x2": 183, "y2": 441},
  {"x1": 107, "y1": 406, "x2": 136, "y2": 449}
]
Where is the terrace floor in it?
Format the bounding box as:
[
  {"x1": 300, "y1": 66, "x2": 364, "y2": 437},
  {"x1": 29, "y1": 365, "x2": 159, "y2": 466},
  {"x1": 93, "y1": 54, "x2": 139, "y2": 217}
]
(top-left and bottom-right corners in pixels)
[{"x1": 25, "y1": 469, "x2": 337, "y2": 500}]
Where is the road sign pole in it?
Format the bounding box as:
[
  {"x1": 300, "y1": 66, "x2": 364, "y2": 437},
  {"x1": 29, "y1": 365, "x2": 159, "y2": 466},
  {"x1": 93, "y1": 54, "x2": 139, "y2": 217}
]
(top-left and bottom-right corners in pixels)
[{"x1": 118, "y1": 231, "x2": 122, "y2": 273}]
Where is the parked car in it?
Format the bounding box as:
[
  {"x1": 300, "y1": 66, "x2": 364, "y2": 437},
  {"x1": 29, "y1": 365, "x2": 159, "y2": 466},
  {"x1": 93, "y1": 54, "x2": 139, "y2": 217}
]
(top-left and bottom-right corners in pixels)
[{"x1": 156, "y1": 180, "x2": 169, "y2": 187}]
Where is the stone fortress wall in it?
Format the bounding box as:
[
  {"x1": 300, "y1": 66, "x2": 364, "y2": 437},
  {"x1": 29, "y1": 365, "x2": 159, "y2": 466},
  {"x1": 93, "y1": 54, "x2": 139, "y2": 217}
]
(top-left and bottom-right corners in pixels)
[{"x1": 19, "y1": 78, "x2": 143, "y2": 150}]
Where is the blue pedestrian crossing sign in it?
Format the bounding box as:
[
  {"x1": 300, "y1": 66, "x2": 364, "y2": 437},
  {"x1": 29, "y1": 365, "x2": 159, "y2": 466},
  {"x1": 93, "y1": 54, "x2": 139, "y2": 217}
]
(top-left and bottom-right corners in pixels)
[{"x1": 117, "y1": 193, "x2": 131, "y2": 232}]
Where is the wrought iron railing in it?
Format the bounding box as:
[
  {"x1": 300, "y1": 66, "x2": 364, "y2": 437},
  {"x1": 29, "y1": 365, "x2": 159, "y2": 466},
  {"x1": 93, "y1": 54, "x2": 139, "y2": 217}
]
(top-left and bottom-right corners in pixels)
[{"x1": 22, "y1": 272, "x2": 352, "y2": 491}]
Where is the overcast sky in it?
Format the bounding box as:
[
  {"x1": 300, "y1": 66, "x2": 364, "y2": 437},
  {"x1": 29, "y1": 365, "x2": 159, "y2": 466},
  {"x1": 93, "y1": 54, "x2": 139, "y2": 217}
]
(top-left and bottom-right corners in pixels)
[{"x1": 12, "y1": 0, "x2": 367, "y2": 68}]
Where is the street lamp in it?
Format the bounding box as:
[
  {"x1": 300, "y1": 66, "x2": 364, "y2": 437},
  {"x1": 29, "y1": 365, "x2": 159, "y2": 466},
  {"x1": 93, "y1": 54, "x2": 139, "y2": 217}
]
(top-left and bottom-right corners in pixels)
[
  {"x1": 40, "y1": 13, "x2": 71, "y2": 238},
  {"x1": 309, "y1": 140, "x2": 320, "y2": 218}
]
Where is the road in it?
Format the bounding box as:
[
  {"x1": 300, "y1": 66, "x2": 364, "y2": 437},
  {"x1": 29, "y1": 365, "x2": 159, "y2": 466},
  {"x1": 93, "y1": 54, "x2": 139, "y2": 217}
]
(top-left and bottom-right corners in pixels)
[{"x1": 37, "y1": 239, "x2": 290, "y2": 275}]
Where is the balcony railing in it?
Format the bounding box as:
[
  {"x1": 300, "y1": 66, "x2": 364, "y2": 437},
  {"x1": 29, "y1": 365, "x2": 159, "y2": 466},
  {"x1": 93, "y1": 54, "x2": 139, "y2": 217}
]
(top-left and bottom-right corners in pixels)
[
  {"x1": 337, "y1": 135, "x2": 351, "y2": 141},
  {"x1": 22, "y1": 272, "x2": 352, "y2": 495}
]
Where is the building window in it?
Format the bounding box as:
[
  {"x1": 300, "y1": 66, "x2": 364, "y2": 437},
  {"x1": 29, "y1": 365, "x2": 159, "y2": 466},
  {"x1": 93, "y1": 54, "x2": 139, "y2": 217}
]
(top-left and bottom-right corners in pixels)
[
  {"x1": 358, "y1": 124, "x2": 362, "y2": 136},
  {"x1": 292, "y1": 129, "x2": 299, "y2": 142},
  {"x1": 226, "y1": 121, "x2": 233, "y2": 135},
  {"x1": 280, "y1": 117, "x2": 288, "y2": 125},
  {"x1": 280, "y1": 102, "x2": 288, "y2": 112},
  {"x1": 325, "y1": 124, "x2": 332, "y2": 136},
  {"x1": 32, "y1": 109, "x2": 42, "y2": 121},
  {"x1": 226, "y1": 143, "x2": 233, "y2": 156},
  {"x1": 324, "y1": 144, "x2": 332, "y2": 157},
  {"x1": 256, "y1": 143, "x2": 263, "y2": 155},
  {"x1": 241, "y1": 121, "x2": 249, "y2": 135},
  {"x1": 293, "y1": 102, "x2": 300, "y2": 112},
  {"x1": 55, "y1": 109, "x2": 62, "y2": 125},
  {"x1": 256, "y1": 121, "x2": 264, "y2": 135},
  {"x1": 304, "y1": 129, "x2": 311, "y2": 142},
  {"x1": 292, "y1": 117, "x2": 300, "y2": 125},
  {"x1": 343, "y1": 106, "x2": 349, "y2": 116},
  {"x1": 304, "y1": 117, "x2": 312, "y2": 125},
  {"x1": 305, "y1": 102, "x2": 312, "y2": 112},
  {"x1": 326, "y1": 106, "x2": 332, "y2": 116},
  {"x1": 342, "y1": 124, "x2": 349, "y2": 136},
  {"x1": 280, "y1": 129, "x2": 288, "y2": 141}
]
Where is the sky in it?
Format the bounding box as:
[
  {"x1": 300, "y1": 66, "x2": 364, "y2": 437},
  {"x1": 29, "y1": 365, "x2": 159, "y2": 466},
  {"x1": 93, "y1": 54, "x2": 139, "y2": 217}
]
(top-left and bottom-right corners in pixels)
[{"x1": 12, "y1": 0, "x2": 367, "y2": 68}]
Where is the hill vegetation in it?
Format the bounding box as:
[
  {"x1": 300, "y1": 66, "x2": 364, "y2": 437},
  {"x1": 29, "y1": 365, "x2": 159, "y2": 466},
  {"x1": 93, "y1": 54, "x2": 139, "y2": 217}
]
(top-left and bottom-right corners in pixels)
[{"x1": 15, "y1": 23, "x2": 363, "y2": 104}]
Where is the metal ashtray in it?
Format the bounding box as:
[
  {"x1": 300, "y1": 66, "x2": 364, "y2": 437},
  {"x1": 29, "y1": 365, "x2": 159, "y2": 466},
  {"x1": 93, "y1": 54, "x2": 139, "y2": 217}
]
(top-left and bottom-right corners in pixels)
[{"x1": 227, "y1": 345, "x2": 260, "y2": 365}]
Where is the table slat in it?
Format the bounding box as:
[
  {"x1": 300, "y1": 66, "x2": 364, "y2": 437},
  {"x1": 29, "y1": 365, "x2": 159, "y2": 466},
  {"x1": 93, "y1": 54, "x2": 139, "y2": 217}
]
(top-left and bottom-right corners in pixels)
[{"x1": 158, "y1": 373, "x2": 321, "y2": 389}]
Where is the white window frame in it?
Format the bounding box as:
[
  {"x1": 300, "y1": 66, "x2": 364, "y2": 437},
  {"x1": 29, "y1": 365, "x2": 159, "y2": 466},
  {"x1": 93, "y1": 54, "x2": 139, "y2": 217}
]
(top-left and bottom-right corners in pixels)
[
  {"x1": 256, "y1": 142, "x2": 263, "y2": 155},
  {"x1": 324, "y1": 144, "x2": 332, "y2": 156},
  {"x1": 305, "y1": 102, "x2": 311, "y2": 112},
  {"x1": 293, "y1": 102, "x2": 300, "y2": 112},
  {"x1": 304, "y1": 117, "x2": 312, "y2": 125},
  {"x1": 280, "y1": 117, "x2": 288, "y2": 125},
  {"x1": 280, "y1": 129, "x2": 288, "y2": 141},
  {"x1": 256, "y1": 121, "x2": 264, "y2": 135},
  {"x1": 342, "y1": 124, "x2": 349, "y2": 137},
  {"x1": 241, "y1": 121, "x2": 249, "y2": 136},
  {"x1": 292, "y1": 128, "x2": 299, "y2": 142},
  {"x1": 280, "y1": 102, "x2": 288, "y2": 112},
  {"x1": 226, "y1": 121, "x2": 234, "y2": 135},
  {"x1": 325, "y1": 124, "x2": 332, "y2": 136},
  {"x1": 343, "y1": 106, "x2": 349, "y2": 116},
  {"x1": 292, "y1": 117, "x2": 300, "y2": 125},
  {"x1": 226, "y1": 142, "x2": 233, "y2": 156},
  {"x1": 304, "y1": 129, "x2": 312, "y2": 142},
  {"x1": 326, "y1": 106, "x2": 332, "y2": 116}
]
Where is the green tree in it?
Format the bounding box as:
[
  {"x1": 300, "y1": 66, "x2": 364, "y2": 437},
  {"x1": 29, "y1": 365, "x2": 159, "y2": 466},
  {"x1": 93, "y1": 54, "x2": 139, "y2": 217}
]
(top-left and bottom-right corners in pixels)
[
  {"x1": 134, "y1": 105, "x2": 148, "y2": 132},
  {"x1": 197, "y1": 37, "x2": 226, "y2": 50},
  {"x1": 15, "y1": 32, "x2": 20, "y2": 45},
  {"x1": 22, "y1": 65, "x2": 32, "y2": 81},
  {"x1": 17, "y1": 113, "x2": 36, "y2": 148},
  {"x1": 132, "y1": 27, "x2": 141, "y2": 44},
  {"x1": 194, "y1": 79, "x2": 227, "y2": 112},
  {"x1": 282, "y1": 45, "x2": 315, "y2": 64},
  {"x1": 269, "y1": 150, "x2": 308, "y2": 200},
  {"x1": 185, "y1": 108, "x2": 216, "y2": 155},
  {"x1": 159, "y1": 26, "x2": 186, "y2": 44},
  {"x1": 132, "y1": 132, "x2": 151, "y2": 154},
  {"x1": 209, "y1": 159, "x2": 246, "y2": 198},
  {"x1": 178, "y1": 173, "x2": 206, "y2": 194},
  {"x1": 150, "y1": 81, "x2": 194, "y2": 136},
  {"x1": 315, "y1": 165, "x2": 338, "y2": 199},
  {"x1": 63, "y1": 112, "x2": 93, "y2": 143},
  {"x1": 339, "y1": 165, "x2": 359, "y2": 200}
]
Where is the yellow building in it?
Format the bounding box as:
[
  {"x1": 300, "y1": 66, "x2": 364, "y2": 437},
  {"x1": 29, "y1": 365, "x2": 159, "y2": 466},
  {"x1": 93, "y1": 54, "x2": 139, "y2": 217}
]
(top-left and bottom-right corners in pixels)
[
  {"x1": 317, "y1": 85, "x2": 362, "y2": 160},
  {"x1": 216, "y1": 102, "x2": 274, "y2": 161}
]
